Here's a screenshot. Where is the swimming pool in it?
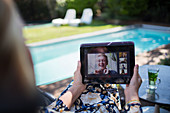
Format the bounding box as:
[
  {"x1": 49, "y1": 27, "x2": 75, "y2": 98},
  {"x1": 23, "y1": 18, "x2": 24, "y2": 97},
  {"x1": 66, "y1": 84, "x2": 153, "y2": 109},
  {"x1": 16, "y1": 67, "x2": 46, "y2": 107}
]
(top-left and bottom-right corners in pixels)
[{"x1": 29, "y1": 26, "x2": 170, "y2": 86}]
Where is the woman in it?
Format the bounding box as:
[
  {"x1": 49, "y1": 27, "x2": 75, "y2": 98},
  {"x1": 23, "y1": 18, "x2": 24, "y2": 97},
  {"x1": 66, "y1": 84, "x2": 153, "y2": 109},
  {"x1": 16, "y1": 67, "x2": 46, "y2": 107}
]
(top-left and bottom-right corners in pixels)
[
  {"x1": 0, "y1": 0, "x2": 142, "y2": 112},
  {"x1": 0, "y1": 0, "x2": 39, "y2": 112}
]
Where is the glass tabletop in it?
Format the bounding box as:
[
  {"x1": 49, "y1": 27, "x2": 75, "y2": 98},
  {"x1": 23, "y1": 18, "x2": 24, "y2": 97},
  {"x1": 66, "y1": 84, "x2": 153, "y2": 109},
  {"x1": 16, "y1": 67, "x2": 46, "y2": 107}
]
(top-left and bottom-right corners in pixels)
[{"x1": 139, "y1": 65, "x2": 170, "y2": 105}]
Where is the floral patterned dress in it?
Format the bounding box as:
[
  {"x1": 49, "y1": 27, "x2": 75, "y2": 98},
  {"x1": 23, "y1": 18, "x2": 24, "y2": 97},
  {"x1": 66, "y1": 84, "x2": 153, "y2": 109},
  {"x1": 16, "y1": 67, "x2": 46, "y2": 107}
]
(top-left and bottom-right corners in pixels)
[{"x1": 41, "y1": 81, "x2": 142, "y2": 113}]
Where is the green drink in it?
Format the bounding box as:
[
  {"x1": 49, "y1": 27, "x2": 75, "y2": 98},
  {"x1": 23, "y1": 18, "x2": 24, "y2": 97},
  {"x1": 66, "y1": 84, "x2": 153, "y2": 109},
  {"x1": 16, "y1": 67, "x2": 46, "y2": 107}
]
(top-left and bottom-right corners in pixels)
[{"x1": 148, "y1": 68, "x2": 159, "y2": 89}]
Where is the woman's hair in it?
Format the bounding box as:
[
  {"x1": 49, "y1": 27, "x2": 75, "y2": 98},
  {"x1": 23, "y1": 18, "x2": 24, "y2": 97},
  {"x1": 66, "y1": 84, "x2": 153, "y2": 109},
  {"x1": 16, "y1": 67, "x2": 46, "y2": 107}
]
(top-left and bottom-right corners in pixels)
[{"x1": 0, "y1": 0, "x2": 36, "y2": 99}]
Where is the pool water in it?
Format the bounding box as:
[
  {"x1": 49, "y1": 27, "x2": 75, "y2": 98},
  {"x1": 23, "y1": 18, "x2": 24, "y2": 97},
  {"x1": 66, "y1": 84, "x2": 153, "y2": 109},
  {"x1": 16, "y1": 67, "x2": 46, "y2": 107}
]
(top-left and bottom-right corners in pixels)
[{"x1": 30, "y1": 28, "x2": 170, "y2": 85}]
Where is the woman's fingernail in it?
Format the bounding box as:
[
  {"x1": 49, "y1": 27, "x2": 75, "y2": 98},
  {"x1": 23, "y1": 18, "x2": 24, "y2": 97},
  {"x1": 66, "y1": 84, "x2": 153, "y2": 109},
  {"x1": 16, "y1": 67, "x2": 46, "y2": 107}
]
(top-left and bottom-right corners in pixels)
[
  {"x1": 136, "y1": 64, "x2": 139, "y2": 70},
  {"x1": 78, "y1": 61, "x2": 81, "y2": 66}
]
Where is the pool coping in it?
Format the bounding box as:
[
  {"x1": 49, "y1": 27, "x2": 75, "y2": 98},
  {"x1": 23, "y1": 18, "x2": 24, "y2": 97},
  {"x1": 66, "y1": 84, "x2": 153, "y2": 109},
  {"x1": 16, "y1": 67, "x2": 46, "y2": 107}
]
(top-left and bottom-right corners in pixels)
[{"x1": 27, "y1": 24, "x2": 170, "y2": 47}]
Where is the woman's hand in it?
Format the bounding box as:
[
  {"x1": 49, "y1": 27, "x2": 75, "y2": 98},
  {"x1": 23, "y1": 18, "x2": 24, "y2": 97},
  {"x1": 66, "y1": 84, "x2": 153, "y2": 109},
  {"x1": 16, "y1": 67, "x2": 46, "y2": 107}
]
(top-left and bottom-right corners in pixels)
[
  {"x1": 124, "y1": 64, "x2": 142, "y2": 103},
  {"x1": 72, "y1": 61, "x2": 86, "y2": 90}
]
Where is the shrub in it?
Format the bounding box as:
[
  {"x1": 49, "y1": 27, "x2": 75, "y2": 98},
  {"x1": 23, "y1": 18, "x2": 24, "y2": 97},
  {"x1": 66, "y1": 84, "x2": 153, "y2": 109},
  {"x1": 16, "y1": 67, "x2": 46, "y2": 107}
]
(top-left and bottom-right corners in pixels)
[
  {"x1": 105, "y1": 0, "x2": 148, "y2": 20},
  {"x1": 66, "y1": 0, "x2": 98, "y2": 17}
]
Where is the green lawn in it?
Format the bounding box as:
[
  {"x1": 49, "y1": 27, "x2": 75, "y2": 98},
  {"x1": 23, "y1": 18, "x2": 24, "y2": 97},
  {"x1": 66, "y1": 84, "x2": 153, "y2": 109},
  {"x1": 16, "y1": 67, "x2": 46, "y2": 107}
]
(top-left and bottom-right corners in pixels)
[{"x1": 24, "y1": 21, "x2": 122, "y2": 44}]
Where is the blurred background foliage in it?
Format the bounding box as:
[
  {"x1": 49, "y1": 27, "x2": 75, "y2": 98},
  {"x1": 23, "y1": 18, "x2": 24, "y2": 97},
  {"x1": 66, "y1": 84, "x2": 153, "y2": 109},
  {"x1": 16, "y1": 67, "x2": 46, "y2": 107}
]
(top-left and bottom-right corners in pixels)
[
  {"x1": 15, "y1": 0, "x2": 56, "y2": 23},
  {"x1": 15, "y1": 0, "x2": 170, "y2": 24},
  {"x1": 66, "y1": 0, "x2": 98, "y2": 18}
]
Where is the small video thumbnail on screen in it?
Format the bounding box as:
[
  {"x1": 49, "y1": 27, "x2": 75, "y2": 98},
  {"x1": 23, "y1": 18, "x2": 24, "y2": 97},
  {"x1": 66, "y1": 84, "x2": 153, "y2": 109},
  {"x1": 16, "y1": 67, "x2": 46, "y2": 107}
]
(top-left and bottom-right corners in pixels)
[{"x1": 119, "y1": 52, "x2": 128, "y2": 75}]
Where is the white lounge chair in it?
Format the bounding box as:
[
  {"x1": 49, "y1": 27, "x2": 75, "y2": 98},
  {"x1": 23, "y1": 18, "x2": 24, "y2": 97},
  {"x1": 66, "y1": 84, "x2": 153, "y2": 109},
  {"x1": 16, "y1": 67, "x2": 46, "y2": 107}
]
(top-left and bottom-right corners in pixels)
[
  {"x1": 52, "y1": 9, "x2": 76, "y2": 26},
  {"x1": 69, "y1": 8, "x2": 93, "y2": 27}
]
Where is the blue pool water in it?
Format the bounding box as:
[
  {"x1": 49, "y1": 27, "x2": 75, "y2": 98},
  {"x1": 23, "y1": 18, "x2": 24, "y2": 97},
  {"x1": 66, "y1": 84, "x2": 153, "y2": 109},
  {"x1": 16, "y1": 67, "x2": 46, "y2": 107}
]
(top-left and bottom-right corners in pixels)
[{"x1": 30, "y1": 28, "x2": 170, "y2": 85}]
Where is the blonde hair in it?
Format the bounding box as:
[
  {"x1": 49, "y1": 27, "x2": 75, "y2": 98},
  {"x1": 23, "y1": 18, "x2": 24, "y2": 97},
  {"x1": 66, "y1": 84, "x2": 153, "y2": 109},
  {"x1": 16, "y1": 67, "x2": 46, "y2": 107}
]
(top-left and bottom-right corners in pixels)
[{"x1": 0, "y1": 0, "x2": 35, "y2": 96}]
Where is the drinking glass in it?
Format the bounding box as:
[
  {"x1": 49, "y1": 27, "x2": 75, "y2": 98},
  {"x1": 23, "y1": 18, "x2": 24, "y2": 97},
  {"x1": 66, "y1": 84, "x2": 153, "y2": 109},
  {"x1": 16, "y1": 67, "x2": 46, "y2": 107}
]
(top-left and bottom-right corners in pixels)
[{"x1": 147, "y1": 67, "x2": 161, "y2": 89}]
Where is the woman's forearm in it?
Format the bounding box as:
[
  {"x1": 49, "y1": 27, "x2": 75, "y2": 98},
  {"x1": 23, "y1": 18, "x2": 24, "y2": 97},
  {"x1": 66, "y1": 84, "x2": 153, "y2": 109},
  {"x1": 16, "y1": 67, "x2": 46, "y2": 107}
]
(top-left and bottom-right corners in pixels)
[
  {"x1": 59, "y1": 85, "x2": 85, "y2": 109},
  {"x1": 124, "y1": 65, "x2": 142, "y2": 104},
  {"x1": 125, "y1": 87, "x2": 140, "y2": 104}
]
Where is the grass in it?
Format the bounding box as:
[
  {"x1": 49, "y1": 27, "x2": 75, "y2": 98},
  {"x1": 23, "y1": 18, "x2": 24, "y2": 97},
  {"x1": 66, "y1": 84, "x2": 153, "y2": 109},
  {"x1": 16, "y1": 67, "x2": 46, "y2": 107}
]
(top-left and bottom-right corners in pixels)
[{"x1": 23, "y1": 21, "x2": 122, "y2": 44}]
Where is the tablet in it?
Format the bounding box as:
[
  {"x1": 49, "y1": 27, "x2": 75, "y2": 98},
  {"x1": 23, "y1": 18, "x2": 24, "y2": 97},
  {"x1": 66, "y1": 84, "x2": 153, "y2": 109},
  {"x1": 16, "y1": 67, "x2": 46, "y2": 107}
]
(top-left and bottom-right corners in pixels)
[{"x1": 80, "y1": 41, "x2": 135, "y2": 84}]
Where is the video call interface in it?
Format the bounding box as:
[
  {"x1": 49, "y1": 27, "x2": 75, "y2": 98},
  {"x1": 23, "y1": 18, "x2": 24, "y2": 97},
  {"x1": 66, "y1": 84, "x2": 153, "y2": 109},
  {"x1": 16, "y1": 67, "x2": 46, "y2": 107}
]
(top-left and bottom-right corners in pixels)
[{"x1": 87, "y1": 52, "x2": 129, "y2": 76}]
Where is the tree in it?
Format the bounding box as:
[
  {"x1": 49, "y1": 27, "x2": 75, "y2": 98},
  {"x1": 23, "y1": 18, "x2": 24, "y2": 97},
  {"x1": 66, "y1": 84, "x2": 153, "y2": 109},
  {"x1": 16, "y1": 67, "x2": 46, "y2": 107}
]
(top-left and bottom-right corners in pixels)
[{"x1": 15, "y1": 0, "x2": 57, "y2": 22}]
